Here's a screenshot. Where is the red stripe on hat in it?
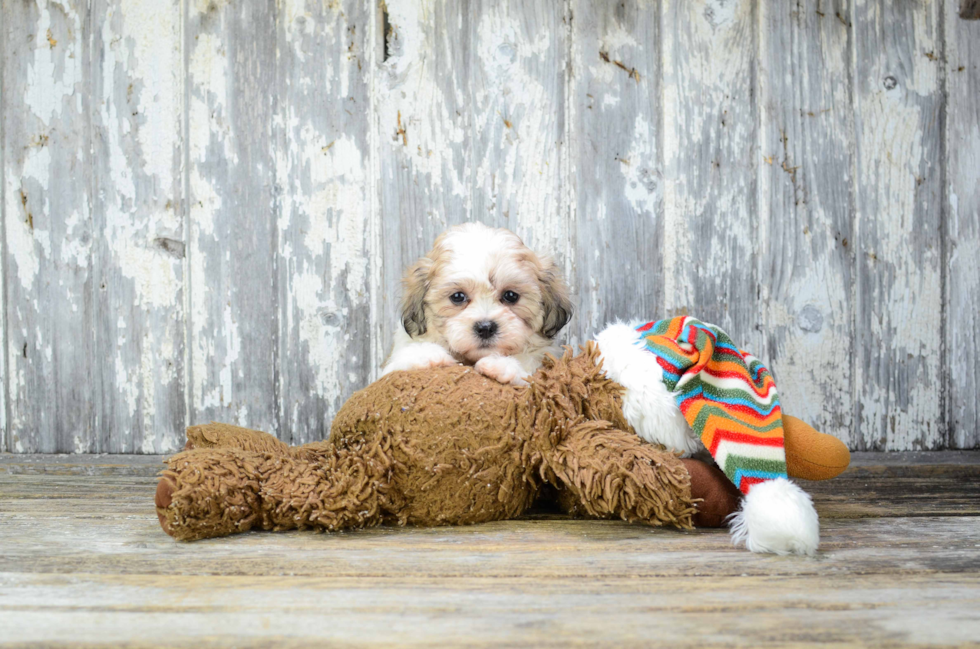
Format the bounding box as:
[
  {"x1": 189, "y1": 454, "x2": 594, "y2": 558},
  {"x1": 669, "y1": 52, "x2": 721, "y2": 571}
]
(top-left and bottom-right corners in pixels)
[
  {"x1": 707, "y1": 429, "x2": 785, "y2": 455},
  {"x1": 739, "y1": 476, "x2": 768, "y2": 494}
]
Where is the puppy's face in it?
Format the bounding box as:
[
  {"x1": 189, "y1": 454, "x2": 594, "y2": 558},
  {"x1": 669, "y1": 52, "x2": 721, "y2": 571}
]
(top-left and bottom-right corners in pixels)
[{"x1": 401, "y1": 223, "x2": 572, "y2": 364}]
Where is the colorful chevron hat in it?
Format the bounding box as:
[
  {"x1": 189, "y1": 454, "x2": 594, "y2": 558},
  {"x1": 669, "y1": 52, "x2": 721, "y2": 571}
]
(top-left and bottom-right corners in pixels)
[
  {"x1": 594, "y1": 317, "x2": 819, "y2": 555},
  {"x1": 635, "y1": 317, "x2": 787, "y2": 494}
]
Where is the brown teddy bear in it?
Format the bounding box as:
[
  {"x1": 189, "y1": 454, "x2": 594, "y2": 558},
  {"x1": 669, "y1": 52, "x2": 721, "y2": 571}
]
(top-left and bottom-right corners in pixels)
[{"x1": 155, "y1": 344, "x2": 846, "y2": 546}]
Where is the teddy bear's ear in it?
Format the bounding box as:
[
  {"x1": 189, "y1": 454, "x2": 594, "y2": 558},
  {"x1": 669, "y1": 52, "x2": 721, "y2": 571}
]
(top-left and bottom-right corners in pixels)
[
  {"x1": 401, "y1": 257, "x2": 432, "y2": 336},
  {"x1": 538, "y1": 257, "x2": 573, "y2": 339}
]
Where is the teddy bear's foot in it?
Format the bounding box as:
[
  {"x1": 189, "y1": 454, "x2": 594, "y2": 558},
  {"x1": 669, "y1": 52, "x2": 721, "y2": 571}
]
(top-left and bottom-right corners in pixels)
[
  {"x1": 783, "y1": 415, "x2": 850, "y2": 480},
  {"x1": 155, "y1": 475, "x2": 177, "y2": 537},
  {"x1": 680, "y1": 459, "x2": 742, "y2": 527},
  {"x1": 154, "y1": 450, "x2": 270, "y2": 541}
]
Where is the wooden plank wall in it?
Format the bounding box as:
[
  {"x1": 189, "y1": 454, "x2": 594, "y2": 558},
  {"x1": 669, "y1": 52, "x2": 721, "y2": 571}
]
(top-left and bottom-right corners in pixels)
[{"x1": 1, "y1": 0, "x2": 977, "y2": 453}]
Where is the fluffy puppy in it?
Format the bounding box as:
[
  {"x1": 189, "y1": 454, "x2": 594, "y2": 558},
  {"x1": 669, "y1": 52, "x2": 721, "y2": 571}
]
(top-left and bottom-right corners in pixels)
[{"x1": 382, "y1": 223, "x2": 572, "y2": 385}]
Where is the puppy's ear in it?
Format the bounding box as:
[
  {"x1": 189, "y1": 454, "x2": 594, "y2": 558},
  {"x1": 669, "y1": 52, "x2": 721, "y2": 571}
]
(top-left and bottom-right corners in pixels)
[
  {"x1": 538, "y1": 258, "x2": 573, "y2": 339},
  {"x1": 401, "y1": 258, "x2": 431, "y2": 336}
]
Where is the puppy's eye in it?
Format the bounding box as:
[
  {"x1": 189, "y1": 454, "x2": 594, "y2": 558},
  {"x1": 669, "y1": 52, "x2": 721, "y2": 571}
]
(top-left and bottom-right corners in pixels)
[
  {"x1": 501, "y1": 290, "x2": 520, "y2": 305},
  {"x1": 449, "y1": 291, "x2": 468, "y2": 305}
]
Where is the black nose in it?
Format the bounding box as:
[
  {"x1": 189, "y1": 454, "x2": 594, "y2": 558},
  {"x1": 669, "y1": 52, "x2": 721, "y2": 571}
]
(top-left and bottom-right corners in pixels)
[{"x1": 474, "y1": 320, "x2": 498, "y2": 340}]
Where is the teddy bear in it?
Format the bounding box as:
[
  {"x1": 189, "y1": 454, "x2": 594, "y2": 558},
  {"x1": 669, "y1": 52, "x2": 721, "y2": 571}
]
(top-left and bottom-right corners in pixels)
[{"x1": 155, "y1": 333, "x2": 849, "y2": 554}]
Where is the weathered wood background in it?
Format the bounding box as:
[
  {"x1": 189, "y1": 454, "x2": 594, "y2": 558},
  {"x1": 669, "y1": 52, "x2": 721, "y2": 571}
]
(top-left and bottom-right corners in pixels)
[{"x1": 1, "y1": 0, "x2": 977, "y2": 453}]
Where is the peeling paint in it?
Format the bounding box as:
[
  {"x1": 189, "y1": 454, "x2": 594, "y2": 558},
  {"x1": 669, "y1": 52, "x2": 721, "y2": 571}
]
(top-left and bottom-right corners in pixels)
[
  {"x1": 24, "y1": 1, "x2": 82, "y2": 126},
  {"x1": 5, "y1": 181, "x2": 41, "y2": 291},
  {"x1": 662, "y1": 0, "x2": 757, "y2": 339},
  {"x1": 90, "y1": 0, "x2": 186, "y2": 452},
  {"x1": 945, "y1": 0, "x2": 980, "y2": 448},
  {"x1": 620, "y1": 114, "x2": 661, "y2": 218},
  {"x1": 276, "y1": 0, "x2": 373, "y2": 442},
  {"x1": 3, "y1": 0, "x2": 975, "y2": 453},
  {"x1": 852, "y1": 0, "x2": 945, "y2": 449}
]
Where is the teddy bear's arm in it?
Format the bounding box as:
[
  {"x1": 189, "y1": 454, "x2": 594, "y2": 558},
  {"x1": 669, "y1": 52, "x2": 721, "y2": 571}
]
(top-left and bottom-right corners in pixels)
[
  {"x1": 155, "y1": 449, "x2": 268, "y2": 540},
  {"x1": 545, "y1": 420, "x2": 698, "y2": 529},
  {"x1": 184, "y1": 422, "x2": 290, "y2": 454}
]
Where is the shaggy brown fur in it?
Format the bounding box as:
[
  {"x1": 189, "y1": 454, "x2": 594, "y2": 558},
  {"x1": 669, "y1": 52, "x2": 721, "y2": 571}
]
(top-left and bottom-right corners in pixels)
[{"x1": 156, "y1": 344, "x2": 707, "y2": 541}]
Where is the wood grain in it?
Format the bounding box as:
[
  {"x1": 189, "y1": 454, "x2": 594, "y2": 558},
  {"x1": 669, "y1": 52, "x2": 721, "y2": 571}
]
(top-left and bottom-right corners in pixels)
[
  {"x1": 946, "y1": 1, "x2": 980, "y2": 448},
  {"x1": 0, "y1": 452, "x2": 163, "y2": 476},
  {"x1": 2, "y1": 0, "x2": 96, "y2": 452},
  {"x1": 1, "y1": 455, "x2": 979, "y2": 646},
  {"x1": 90, "y1": 0, "x2": 186, "y2": 453},
  {"x1": 185, "y1": 0, "x2": 278, "y2": 437},
  {"x1": 2, "y1": 572, "x2": 977, "y2": 647},
  {"x1": 757, "y1": 0, "x2": 855, "y2": 445},
  {"x1": 2, "y1": 468, "x2": 979, "y2": 578},
  {"x1": 376, "y1": 0, "x2": 471, "y2": 360},
  {"x1": 465, "y1": 0, "x2": 568, "y2": 271},
  {"x1": 661, "y1": 0, "x2": 762, "y2": 353},
  {"x1": 803, "y1": 462, "x2": 980, "y2": 518},
  {"x1": 273, "y1": 0, "x2": 376, "y2": 444},
  {"x1": 0, "y1": 2, "x2": 5, "y2": 454},
  {"x1": 852, "y1": 0, "x2": 945, "y2": 450},
  {"x1": 568, "y1": 0, "x2": 664, "y2": 344}
]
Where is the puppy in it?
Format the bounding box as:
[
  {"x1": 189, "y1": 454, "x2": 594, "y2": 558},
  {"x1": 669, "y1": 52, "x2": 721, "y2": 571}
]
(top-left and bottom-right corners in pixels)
[{"x1": 381, "y1": 223, "x2": 572, "y2": 385}]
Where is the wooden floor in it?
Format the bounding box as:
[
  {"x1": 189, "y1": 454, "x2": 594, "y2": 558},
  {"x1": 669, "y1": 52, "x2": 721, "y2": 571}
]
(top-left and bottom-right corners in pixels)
[{"x1": 2, "y1": 452, "x2": 979, "y2": 648}]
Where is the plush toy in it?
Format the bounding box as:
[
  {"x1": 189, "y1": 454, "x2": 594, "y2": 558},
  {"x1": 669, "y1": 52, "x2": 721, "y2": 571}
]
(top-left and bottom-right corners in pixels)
[{"x1": 156, "y1": 325, "x2": 849, "y2": 555}]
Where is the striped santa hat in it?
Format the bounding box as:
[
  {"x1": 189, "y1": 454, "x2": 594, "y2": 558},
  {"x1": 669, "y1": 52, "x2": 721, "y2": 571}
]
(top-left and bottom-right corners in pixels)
[{"x1": 595, "y1": 317, "x2": 819, "y2": 555}]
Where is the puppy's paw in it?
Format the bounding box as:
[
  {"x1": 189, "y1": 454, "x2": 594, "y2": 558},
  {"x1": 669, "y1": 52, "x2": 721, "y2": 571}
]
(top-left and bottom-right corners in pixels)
[
  {"x1": 475, "y1": 355, "x2": 530, "y2": 386},
  {"x1": 382, "y1": 342, "x2": 460, "y2": 375}
]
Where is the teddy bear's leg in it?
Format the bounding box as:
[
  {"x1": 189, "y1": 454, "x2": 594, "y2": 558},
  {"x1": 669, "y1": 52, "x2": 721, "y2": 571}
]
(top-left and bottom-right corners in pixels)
[
  {"x1": 156, "y1": 443, "x2": 392, "y2": 541},
  {"x1": 679, "y1": 458, "x2": 743, "y2": 527},
  {"x1": 547, "y1": 421, "x2": 700, "y2": 528}
]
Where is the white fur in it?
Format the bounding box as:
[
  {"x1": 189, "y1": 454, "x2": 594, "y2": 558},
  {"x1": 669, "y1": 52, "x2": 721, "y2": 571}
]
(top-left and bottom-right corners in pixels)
[
  {"x1": 381, "y1": 337, "x2": 458, "y2": 376},
  {"x1": 594, "y1": 322, "x2": 701, "y2": 456},
  {"x1": 728, "y1": 478, "x2": 820, "y2": 555},
  {"x1": 475, "y1": 355, "x2": 529, "y2": 386}
]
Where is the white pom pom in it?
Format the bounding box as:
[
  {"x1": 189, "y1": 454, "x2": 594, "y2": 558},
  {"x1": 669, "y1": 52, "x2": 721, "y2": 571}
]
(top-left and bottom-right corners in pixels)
[{"x1": 729, "y1": 478, "x2": 819, "y2": 555}]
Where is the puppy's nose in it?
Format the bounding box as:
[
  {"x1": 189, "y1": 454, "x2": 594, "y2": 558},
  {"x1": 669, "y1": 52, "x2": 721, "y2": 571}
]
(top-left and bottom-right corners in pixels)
[{"x1": 474, "y1": 320, "x2": 498, "y2": 340}]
